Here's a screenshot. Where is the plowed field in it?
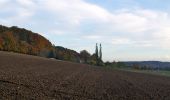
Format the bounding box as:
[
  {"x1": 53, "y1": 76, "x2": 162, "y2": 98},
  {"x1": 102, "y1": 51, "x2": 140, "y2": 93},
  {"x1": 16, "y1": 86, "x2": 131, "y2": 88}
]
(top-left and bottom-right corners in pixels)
[{"x1": 0, "y1": 51, "x2": 170, "y2": 100}]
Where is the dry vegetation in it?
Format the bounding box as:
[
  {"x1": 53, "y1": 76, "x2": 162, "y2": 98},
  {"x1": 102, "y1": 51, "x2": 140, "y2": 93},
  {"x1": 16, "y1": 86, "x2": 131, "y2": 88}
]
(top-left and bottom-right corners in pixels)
[{"x1": 0, "y1": 51, "x2": 170, "y2": 100}]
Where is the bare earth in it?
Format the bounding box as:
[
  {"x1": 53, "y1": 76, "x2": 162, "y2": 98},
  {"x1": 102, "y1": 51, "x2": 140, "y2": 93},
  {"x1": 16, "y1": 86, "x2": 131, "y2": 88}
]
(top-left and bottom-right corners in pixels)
[{"x1": 0, "y1": 51, "x2": 170, "y2": 100}]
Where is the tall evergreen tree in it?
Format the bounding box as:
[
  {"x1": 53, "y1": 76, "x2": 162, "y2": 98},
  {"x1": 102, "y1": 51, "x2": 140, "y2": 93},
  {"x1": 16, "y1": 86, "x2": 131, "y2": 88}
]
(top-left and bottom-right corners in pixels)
[
  {"x1": 95, "y1": 43, "x2": 98, "y2": 59},
  {"x1": 95, "y1": 43, "x2": 99, "y2": 65},
  {"x1": 98, "y1": 43, "x2": 104, "y2": 66},
  {"x1": 99, "y1": 43, "x2": 102, "y2": 60}
]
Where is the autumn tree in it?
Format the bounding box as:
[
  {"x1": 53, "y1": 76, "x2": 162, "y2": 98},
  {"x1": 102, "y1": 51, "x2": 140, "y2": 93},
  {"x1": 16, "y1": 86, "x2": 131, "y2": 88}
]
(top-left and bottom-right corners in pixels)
[
  {"x1": 80, "y1": 50, "x2": 91, "y2": 63},
  {"x1": 0, "y1": 25, "x2": 53, "y2": 57}
]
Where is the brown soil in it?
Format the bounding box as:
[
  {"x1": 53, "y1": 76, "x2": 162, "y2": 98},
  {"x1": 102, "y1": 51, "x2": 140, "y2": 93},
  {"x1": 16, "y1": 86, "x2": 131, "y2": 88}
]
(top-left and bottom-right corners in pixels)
[{"x1": 0, "y1": 51, "x2": 170, "y2": 100}]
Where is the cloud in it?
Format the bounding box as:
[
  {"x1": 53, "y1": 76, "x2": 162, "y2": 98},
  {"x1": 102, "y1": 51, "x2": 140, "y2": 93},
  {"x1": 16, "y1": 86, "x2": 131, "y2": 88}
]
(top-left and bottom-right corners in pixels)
[
  {"x1": 111, "y1": 37, "x2": 132, "y2": 45},
  {"x1": 48, "y1": 30, "x2": 66, "y2": 35},
  {"x1": 0, "y1": 0, "x2": 10, "y2": 8},
  {"x1": 16, "y1": 0, "x2": 35, "y2": 7},
  {"x1": 42, "y1": 0, "x2": 111, "y2": 21},
  {"x1": 84, "y1": 35, "x2": 102, "y2": 39},
  {"x1": 39, "y1": 0, "x2": 170, "y2": 50}
]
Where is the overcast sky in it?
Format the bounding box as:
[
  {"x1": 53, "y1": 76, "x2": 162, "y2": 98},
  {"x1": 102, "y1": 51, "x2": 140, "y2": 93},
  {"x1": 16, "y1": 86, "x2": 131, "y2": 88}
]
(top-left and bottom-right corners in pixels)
[{"x1": 1, "y1": 0, "x2": 170, "y2": 61}]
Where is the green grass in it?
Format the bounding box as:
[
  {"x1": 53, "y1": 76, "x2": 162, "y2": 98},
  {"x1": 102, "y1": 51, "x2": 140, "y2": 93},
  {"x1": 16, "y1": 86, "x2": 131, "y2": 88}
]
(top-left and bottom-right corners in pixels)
[
  {"x1": 103, "y1": 65, "x2": 170, "y2": 77},
  {"x1": 120, "y1": 68, "x2": 170, "y2": 77}
]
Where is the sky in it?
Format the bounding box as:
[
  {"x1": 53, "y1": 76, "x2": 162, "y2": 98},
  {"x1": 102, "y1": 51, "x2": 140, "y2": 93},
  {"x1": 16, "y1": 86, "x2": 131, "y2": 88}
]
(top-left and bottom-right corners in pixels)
[{"x1": 1, "y1": 0, "x2": 170, "y2": 61}]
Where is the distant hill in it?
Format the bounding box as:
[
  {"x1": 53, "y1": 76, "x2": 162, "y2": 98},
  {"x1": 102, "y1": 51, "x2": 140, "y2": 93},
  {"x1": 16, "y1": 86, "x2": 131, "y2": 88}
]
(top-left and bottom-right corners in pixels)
[
  {"x1": 0, "y1": 25, "x2": 53, "y2": 57},
  {"x1": 124, "y1": 61, "x2": 170, "y2": 70},
  {"x1": 0, "y1": 25, "x2": 85, "y2": 63}
]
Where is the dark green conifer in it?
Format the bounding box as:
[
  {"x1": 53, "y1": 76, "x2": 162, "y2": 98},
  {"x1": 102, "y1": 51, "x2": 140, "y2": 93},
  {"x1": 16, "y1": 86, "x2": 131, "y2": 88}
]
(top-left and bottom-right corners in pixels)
[
  {"x1": 95, "y1": 43, "x2": 98, "y2": 59},
  {"x1": 99, "y1": 43, "x2": 102, "y2": 60}
]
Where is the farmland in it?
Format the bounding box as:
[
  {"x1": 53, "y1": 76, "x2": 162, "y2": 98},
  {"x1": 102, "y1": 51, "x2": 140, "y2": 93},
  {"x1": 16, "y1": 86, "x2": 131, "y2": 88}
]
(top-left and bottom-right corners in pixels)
[
  {"x1": 0, "y1": 51, "x2": 170, "y2": 100},
  {"x1": 120, "y1": 68, "x2": 170, "y2": 77}
]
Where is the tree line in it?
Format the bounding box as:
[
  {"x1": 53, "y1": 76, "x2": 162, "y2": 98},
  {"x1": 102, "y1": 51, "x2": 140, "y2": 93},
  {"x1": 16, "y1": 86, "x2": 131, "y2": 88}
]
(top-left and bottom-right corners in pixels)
[
  {"x1": 0, "y1": 25, "x2": 104, "y2": 66},
  {"x1": 79, "y1": 43, "x2": 103, "y2": 66}
]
